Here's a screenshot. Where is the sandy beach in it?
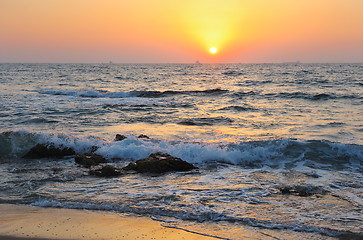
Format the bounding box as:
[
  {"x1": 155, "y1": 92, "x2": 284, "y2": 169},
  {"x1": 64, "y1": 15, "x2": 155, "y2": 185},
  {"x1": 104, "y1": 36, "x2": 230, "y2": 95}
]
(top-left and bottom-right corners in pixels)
[{"x1": 0, "y1": 204, "x2": 220, "y2": 240}]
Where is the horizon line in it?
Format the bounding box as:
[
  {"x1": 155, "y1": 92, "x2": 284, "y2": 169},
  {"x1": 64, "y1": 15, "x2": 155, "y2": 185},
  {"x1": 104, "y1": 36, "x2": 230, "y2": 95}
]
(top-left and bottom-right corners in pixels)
[{"x1": 1, "y1": 61, "x2": 363, "y2": 65}]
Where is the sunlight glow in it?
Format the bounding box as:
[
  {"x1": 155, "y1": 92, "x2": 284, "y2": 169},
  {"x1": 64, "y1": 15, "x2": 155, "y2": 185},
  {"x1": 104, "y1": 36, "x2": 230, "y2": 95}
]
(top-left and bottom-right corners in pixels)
[{"x1": 1, "y1": 0, "x2": 363, "y2": 63}]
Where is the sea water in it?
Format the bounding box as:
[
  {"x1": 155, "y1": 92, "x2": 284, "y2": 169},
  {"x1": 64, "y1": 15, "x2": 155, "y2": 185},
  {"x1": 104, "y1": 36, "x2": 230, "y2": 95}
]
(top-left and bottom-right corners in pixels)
[{"x1": 0, "y1": 63, "x2": 362, "y2": 239}]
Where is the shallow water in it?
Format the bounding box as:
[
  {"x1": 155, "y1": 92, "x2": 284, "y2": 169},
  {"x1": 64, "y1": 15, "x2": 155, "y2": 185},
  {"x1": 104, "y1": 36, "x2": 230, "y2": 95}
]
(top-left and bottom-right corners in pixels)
[{"x1": 0, "y1": 63, "x2": 362, "y2": 239}]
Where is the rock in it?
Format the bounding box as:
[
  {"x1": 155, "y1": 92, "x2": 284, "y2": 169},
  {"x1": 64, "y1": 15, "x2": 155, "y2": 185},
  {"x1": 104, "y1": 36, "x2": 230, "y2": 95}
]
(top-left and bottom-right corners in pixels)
[
  {"x1": 22, "y1": 143, "x2": 75, "y2": 159},
  {"x1": 90, "y1": 146, "x2": 99, "y2": 153},
  {"x1": 123, "y1": 152, "x2": 197, "y2": 174},
  {"x1": 279, "y1": 186, "x2": 293, "y2": 195},
  {"x1": 337, "y1": 232, "x2": 363, "y2": 240},
  {"x1": 89, "y1": 165, "x2": 124, "y2": 177},
  {"x1": 137, "y1": 134, "x2": 150, "y2": 139},
  {"x1": 75, "y1": 153, "x2": 108, "y2": 168},
  {"x1": 115, "y1": 134, "x2": 127, "y2": 141},
  {"x1": 279, "y1": 185, "x2": 327, "y2": 197}
]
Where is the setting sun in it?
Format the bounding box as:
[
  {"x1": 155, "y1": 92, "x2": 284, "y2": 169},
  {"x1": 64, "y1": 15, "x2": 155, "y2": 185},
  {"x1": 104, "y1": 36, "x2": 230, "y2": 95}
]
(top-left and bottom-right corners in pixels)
[{"x1": 210, "y1": 47, "x2": 217, "y2": 54}]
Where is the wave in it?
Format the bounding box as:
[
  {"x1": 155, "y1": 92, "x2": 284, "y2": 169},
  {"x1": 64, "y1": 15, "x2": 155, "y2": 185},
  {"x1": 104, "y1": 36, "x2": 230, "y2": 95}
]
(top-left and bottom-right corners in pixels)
[
  {"x1": 0, "y1": 130, "x2": 99, "y2": 158},
  {"x1": 132, "y1": 88, "x2": 228, "y2": 98},
  {"x1": 275, "y1": 92, "x2": 361, "y2": 101},
  {"x1": 178, "y1": 117, "x2": 234, "y2": 126},
  {"x1": 19, "y1": 117, "x2": 60, "y2": 124},
  {"x1": 221, "y1": 70, "x2": 244, "y2": 76},
  {"x1": 233, "y1": 91, "x2": 259, "y2": 98},
  {"x1": 1, "y1": 130, "x2": 362, "y2": 171},
  {"x1": 234, "y1": 90, "x2": 361, "y2": 101},
  {"x1": 218, "y1": 105, "x2": 257, "y2": 112},
  {"x1": 39, "y1": 88, "x2": 228, "y2": 99},
  {"x1": 39, "y1": 89, "x2": 130, "y2": 98},
  {"x1": 39, "y1": 88, "x2": 360, "y2": 102}
]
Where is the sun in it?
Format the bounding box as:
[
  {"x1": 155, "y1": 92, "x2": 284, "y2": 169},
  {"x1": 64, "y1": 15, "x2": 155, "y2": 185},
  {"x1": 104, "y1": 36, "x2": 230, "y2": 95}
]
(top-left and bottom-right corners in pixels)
[{"x1": 209, "y1": 47, "x2": 217, "y2": 54}]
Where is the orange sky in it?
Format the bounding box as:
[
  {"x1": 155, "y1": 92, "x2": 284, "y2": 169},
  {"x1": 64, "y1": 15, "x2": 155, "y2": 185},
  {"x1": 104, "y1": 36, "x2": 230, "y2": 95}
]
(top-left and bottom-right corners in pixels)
[{"x1": 1, "y1": 0, "x2": 363, "y2": 63}]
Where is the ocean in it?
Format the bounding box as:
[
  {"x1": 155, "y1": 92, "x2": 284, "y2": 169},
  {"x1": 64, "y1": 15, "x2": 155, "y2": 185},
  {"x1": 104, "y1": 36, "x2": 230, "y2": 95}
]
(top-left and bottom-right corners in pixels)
[{"x1": 0, "y1": 63, "x2": 362, "y2": 239}]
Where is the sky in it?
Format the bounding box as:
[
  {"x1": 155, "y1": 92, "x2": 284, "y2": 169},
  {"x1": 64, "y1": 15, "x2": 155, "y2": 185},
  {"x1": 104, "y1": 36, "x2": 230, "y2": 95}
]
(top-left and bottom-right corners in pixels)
[{"x1": 1, "y1": 0, "x2": 363, "y2": 63}]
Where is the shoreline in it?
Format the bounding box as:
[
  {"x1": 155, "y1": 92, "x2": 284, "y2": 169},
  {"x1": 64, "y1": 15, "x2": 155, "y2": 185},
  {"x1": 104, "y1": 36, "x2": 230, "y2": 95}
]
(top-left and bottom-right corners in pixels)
[{"x1": 0, "y1": 204, "x2": 218, "y2": 240}]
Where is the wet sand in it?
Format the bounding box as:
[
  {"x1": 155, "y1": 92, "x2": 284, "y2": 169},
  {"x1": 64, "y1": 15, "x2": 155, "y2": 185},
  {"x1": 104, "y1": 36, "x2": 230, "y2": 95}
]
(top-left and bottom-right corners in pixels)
[{"x1": 0, "y1": 204, "x2": 218, "y2": 240}]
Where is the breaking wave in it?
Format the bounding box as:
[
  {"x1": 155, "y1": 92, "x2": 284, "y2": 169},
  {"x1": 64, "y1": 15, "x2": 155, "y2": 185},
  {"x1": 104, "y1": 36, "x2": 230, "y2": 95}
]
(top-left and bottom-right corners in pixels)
[
  {"x1": 39, "y1": 88, "x2": 228, "y2": 99},
  {"x1": 1, "y1": 130, "x2": 361, "y2": 171}
]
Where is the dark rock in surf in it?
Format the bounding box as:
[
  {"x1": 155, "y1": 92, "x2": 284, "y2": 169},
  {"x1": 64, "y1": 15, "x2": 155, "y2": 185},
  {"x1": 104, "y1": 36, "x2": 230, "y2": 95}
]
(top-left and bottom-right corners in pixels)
[
  {"x1": 123, "y1": 152, "x2": 197, "y2": 174},
  {"x1": 89, "y1": 165, "x2": 124, "y2": 177},
  {"x1": 279, "y1": 185, "x2": 327, "y2": 197},
  {"x1": 115, "y1": 134, "x2": 127, "y2": 141},
  {"x1": 75, "y1": 153, "x2": 108, "y2": 168},
  {"x1": 137, "y1": 134, "x2": 150, "y2": 139},
  {"x1": 336, "y1": 232, "x2": 363, "y2": 240},
  {"x1": 22, "y1": 143, "x2": 75, "y2": 159},
  {"x1": 90, "y1": 146, "x2": 99, "y2": 153}
]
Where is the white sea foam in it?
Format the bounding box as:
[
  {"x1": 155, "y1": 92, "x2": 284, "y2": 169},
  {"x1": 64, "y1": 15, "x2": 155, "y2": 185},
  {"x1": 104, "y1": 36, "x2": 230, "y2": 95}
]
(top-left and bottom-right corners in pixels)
[
  {"x1": 94, "y1": 136, "x2": 288, "y2": 166},
  {"x1": 1, "y1": 129, "x2": 361, "y2": 170}
]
